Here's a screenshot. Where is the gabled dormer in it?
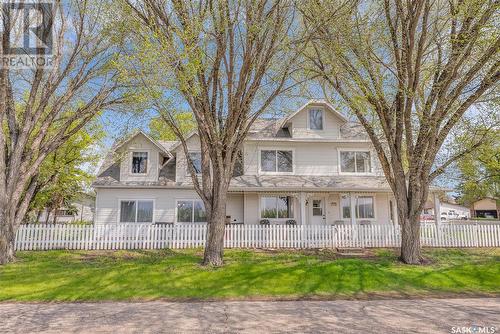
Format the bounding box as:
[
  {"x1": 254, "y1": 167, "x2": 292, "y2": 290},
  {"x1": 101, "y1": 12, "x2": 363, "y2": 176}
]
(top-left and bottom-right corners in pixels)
[
  {"x1": 281, "y1": 100, "x2": 348, "y2": 139},
  {"x1": 96, "y1": 131, "x2": 174, "y2": 184}
]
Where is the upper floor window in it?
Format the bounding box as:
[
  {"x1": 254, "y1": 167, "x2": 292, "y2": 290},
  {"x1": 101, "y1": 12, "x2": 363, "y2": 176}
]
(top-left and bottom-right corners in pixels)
[
  {"x1": 177, "y1": 199, "x2": 206, "y2": 223},
  {"x1": 340, "y1": 151, "x2": 371, "y2": 173},
  {"x1": 188, "y1": 152, "x2": 202, "y2": 174},
  {"x1": 308, "y1": 109, "x2": 324, "y2": 130},
  {"x1": 132, "y1": 152, "x2": 148, "y2": 174},
  {"x1": 261, "y1": 149, "x2": 293, "y2": 173}
]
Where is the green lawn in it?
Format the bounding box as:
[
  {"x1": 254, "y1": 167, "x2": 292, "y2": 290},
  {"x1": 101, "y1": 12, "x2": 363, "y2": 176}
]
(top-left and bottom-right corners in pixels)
[{"x1": 0, "y1": 248, "x2": 499, "y2": 301}]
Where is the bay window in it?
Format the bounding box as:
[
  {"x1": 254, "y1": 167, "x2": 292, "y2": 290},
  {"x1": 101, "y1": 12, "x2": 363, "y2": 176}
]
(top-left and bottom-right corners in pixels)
[
  {"x1": 120, "y1": 200, "x2": 154, "y2": 223},
  {"x1": 261, "y1": 196, "x2": 294, "y2": 219},
  {"x1": 340, "y1": 151, "x2": 371, "y2": 173},
  {"x1": 177, "y1": 200, "x2": 206, "y2": 223},
  {"x1": 260, "y1": 150, "x2": 293, "y2": 173}
]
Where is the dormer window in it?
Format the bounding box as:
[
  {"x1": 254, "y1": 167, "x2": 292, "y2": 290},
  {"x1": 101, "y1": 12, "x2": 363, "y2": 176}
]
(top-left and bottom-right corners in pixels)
[
  {"x1": 188, "y1": 152, "x2": 202, "y2": 174},
  {"x1": 132, "y1": 152, "x2": 148, "y2": 174},
  {"x1": 308, "y1": 109, "x2": 324, "y2": 130}
]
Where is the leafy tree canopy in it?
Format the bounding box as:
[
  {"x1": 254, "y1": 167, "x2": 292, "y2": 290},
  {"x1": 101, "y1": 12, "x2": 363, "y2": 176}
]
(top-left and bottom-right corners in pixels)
[
  {"x1": 457, "y1": 129, "x2": 500, "y2": 206},
  {"x1": 29, "y1": 123, "x2": 104, "y2": 222},
  {"x1": 148, "y1": 112, "x2": 195, "y2": 141}
]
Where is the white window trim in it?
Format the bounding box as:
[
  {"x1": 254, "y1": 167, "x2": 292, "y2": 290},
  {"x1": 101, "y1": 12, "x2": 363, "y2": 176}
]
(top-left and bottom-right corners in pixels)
[
  {"x1": 129, "y1": 150, "x2": 151, "y2": 175},
  {"x1": 117, "y1": 198, "x2": 155, "y2": 223},
  {"x1": 175, "y1": 199, "x2": 207, "y2": 223},
  {"x1": 307, "y1": 108, "x2": 325, "y2": 131},
  {"x1": 258, "y1": 147, "x2": 295, "y2": 175},
  {"x1": 258, "y1": 194, "x2": 295, "y2": 221},
  {"x1": 338, "y1": 148, "x2": 374, "y2": 175},
  {"x1": 339, "y1": 193, "x2": 377, "y2": 221}
]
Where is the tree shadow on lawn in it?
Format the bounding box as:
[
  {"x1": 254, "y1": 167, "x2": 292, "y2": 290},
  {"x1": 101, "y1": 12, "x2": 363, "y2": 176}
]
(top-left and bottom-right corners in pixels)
[{"x1": 1, "y1": 248, "x2": 499, "y2": 301}]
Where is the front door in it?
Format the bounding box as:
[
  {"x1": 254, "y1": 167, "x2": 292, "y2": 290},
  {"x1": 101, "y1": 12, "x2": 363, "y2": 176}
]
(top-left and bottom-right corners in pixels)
[{"x1": 311, "y1": 197, "x2": 325, "y2": 225}]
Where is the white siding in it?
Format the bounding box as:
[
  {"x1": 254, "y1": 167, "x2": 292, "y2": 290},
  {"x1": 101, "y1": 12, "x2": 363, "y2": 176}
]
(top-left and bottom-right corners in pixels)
[
  {"x1": 96, "y1": 188, "x2": 198, "y2": 224},
  {"x1": 243, "y1": 141, "x2": 383, "y2": 176},
  {"x1": 375, "y1": 193, "x2": 390, "y2": 224},
  {"x1": 244, "y1": 193, "x2": 259, "y2": 224},
  {"x1": 95, "y1": 188, "x2": 245, "y2": 224},
  {"x1": 326, "y1": 193, "x2": 341, "y2": 222},
  {"x1": 174, "y1": 135, "x2": 201, "y2": 183}
]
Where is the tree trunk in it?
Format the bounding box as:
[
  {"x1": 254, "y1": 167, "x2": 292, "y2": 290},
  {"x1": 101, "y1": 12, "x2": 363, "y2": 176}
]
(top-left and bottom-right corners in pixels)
[
  {"x1": 392, "y1": 172, "x2": 426, "y2": 264},
  {"x1": 400, "y1": 215, "x2": 422, "y2": 264},
  {"x1": 0, "y1": 213, "x2": 16, "y2": 265},
  {"x1": 45, "y1": 209, "x2": 51, "y2": 224},
  {"x1": 203, "y1": 208, "x2": 226, "y2": 266},
  {"x1": 202, "y1": 186, "x2": 228, "y2": 266}
]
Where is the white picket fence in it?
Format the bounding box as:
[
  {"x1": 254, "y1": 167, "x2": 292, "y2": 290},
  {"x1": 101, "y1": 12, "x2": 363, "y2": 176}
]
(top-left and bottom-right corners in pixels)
[{"x1": 14, "y1": 223, "x2": 500, "y2": 251}]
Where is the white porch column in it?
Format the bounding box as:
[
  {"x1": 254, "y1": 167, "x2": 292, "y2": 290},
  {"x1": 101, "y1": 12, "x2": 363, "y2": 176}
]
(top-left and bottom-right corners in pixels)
[
  {"x1": 434, "y1": 193, "x2": 441, "y2": 226},
  {"x1": 300, "y1": 192, "x2": 307, "y2": 225},
  {"x1": 350, "y1": 193, "x2": 356, "y2": 225}
]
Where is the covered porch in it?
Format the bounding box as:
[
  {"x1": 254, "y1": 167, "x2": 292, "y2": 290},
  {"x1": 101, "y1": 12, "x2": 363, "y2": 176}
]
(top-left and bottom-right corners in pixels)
[{"x1": 235, "y1": 191, "x2": 398, "y2": 226}]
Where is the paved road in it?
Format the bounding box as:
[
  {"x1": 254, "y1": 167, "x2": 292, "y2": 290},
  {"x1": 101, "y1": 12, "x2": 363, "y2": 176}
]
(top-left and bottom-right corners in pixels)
[{"x1": 1, "y1": 298, "x2": 499, "y2": 333}]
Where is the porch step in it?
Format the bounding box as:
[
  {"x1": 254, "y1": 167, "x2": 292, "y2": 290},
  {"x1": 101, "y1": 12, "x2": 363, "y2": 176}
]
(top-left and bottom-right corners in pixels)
[{"x1": 336, "y1": 247, "x2": 365, "y2": 255}]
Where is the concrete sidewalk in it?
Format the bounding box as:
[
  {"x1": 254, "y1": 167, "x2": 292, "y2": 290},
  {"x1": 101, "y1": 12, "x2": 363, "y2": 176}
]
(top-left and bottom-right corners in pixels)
[{"x1": 1, "y1": 298, "x2": 499, "y2": 334}]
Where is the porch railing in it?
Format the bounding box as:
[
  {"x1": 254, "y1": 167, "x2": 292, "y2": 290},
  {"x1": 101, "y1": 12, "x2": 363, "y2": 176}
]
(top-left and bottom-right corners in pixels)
[{"x1": 14, "y1": 223, "x2": 500, "y2": 251}]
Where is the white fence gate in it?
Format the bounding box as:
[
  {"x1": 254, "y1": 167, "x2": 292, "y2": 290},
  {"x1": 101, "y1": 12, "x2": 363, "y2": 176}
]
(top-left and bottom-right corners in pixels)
[{"x1": 14, "y1": 223, "x2": 500, "y2": 251}]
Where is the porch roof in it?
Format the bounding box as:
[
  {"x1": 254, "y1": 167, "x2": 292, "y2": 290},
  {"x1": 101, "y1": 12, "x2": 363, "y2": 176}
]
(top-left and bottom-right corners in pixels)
[
  {"x1": 228, "y1": 175, "x2": 392, "y2": 192},
  {"x1": 93, "y1": 174, "x2": 446, "y2": 193}
]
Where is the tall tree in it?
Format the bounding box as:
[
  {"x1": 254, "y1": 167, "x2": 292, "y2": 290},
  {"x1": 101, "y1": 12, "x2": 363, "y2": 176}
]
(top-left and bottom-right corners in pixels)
[
  {"x1": 29, "y1": 124, "x2": 103, "y2": 223},
  {"x1": 302, "y1": 0, "x2": 499, "y2": 263},
  {"x1": 456, "y1": 129, "x2": 500, "y2": 205},
  {"x1": 120, "y1": 0, "x2": 305, "y2": 265},
  {"x1": 0, "y1": 1, "x2": 127, "y2": 264},
  {"x1": 149, "y1": 112, "x2": 195, "y2": 141}
]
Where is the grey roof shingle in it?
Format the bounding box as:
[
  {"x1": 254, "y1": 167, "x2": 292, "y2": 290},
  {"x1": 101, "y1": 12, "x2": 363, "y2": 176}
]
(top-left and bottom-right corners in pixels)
[
  {"x1": 93, "y1": 174, "x2": 392, "y2": 191},
  {"x1": 246, "y1": 119, "x2": 291, "y2": 139},
  {"x1": 229, "y1": 175, "x2": 391, "y2": 191}
]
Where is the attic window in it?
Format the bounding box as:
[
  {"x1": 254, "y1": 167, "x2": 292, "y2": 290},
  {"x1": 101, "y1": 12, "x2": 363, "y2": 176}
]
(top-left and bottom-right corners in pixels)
[
  {"x1": 188, "y1": 152, "x2": 202, "y2": 174},
  {"x1": 308, "y1": 109, "x2": 323, "y2": 130},
  {"x1": 132, "y1": 152, "x2": 148, "y2": 174}
]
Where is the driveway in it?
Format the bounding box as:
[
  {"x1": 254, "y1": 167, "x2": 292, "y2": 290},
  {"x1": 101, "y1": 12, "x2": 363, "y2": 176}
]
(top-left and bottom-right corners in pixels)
[{"x1": 1, "y1": 298, "x2": 498, "y2": 333}]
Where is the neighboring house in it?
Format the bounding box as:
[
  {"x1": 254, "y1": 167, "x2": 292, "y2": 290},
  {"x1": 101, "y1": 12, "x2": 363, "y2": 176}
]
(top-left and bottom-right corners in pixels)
[
  {"x1": 38, "y1": 193, "x2": 96, "y2": 224},
  {"x1": 423, "y1": 201, "x2": 470, "y2": 221},
  {"x1": 470, "y1": 197, "x2": 499, "y2": 219},
  {"x1": 93, "y1": 100, "x2": 442, "y2": 226}
]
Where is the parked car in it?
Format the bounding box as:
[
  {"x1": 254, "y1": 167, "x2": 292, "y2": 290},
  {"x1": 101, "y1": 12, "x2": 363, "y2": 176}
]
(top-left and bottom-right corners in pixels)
[{"x1": 420, "y1": 213, "x2": 434, "y2": 222}]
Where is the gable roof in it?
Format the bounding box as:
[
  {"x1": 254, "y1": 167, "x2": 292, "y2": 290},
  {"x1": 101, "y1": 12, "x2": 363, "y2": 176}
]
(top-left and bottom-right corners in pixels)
[
  {"x1": 96, "y1": 131, "x2": 174, "y2": 177},
  {"x1": 281, "y1": 99, "x2": 348, "y2": 126},
  {"x1": 168, "y1": 131, "x2": 199, "y2": 151},
  {"x1": 113, "y1": 130, "x2": 173, "y2": 158}
]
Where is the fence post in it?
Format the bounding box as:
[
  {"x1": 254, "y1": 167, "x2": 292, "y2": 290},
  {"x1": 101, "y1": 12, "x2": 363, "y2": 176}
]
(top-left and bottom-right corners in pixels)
[{"x1": 473, "y1": 223, "x2": 479, "y2": 247}]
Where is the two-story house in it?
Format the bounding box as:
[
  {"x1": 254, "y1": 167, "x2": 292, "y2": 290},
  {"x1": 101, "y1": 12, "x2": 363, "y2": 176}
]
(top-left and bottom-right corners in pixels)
[{"x1": 93, "y1": 100, "x2": 400, "y2": 226}]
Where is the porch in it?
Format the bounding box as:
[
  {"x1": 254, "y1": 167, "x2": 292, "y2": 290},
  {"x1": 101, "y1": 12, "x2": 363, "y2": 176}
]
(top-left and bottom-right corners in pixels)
[{"x1": 228, "y1": 191, "x2": 398, "y2": 226}]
